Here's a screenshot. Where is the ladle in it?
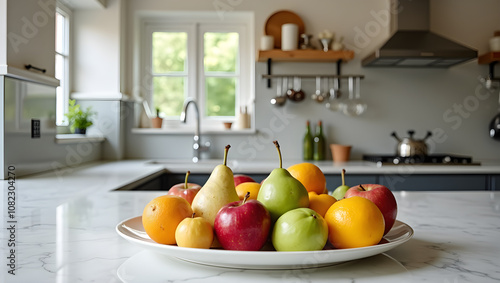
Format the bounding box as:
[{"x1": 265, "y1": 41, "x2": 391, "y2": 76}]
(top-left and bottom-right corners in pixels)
[
  {"x1": 343, "y1": 77, "x2": 367, "y2": 116},
  {"x1": 326, "y1": 78, "x2": 344, "y2": 112},
  {"x1": 270, "y1": 77, "x2": 286, "y2": 106},
  {"x1": 311, "y1": 76, "x2": 322, "y2": 101},
  {"x1": 316, "y1": 77, "x2": 329, "y2": 103},
  {"x1": 289, "y1": 76, "x2": 305, "y2": 102}
]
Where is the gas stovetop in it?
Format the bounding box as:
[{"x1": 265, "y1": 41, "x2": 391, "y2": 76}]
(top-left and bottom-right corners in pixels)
[{"x1": 363, "y1": 154, "x2": 480, "y2": 166}]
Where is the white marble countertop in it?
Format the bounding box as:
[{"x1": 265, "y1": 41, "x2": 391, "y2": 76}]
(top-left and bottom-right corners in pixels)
[
  {"x1": 148, "y1": 158, "x2": 500, "y2": 175},
  {"x1": 1, "y1": 160, "x2": 500, "y2": 282}
]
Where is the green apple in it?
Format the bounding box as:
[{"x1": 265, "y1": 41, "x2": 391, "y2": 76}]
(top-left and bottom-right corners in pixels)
[
  {"x1": 332, "y1": 169, "x2": 350, "y2": 200},
  {"x1": 257, "y1": 141, "x2": 309, "y2": 223},
  {"x1": 272, "y1": 208, "x2": 328, "y2": 251}
]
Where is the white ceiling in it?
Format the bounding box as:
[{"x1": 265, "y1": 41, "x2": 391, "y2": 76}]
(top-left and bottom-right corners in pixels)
[{"x1": 63, "y1": 0, "x2": 106, "y2": 10}]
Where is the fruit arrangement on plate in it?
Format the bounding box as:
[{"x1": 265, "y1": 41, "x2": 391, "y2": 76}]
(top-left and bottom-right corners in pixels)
[{"x1": 142, "y1": 141, "x2": 399, "y2": 252}]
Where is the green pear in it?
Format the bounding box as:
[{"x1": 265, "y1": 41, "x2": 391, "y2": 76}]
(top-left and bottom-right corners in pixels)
[
  {"x1": 191, "y1": 145, "x2": 239, "y2": 227},
  {"x1": 332, "y1": 169, "x2": 350, "y2": 200},
  {"x1": 257, "y1": 141, "x2": 309, "y2": 223}
]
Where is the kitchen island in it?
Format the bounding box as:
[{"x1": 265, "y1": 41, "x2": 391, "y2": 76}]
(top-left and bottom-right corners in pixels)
[{"x1": 1, "y1": 160, "x2": 500, "y2": 282}]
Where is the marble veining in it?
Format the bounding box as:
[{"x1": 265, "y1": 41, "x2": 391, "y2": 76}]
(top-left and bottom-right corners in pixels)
[{"x1": 1, "y1": 160, "x2": 499, "y2": 282}]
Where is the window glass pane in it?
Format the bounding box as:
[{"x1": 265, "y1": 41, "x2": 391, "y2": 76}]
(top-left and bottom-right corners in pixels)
[
  {"x1": 55, "y1": 54, "x2": 65, "y2": 124},
  {"x1": 204, "y1": 32, "x2": 238, "y2": 73},
  {"x1": 55, "y1": 54, "x2": 64, "y2": 80},
  {"x1": 56, "y1": 12, "x2": 65, "y2": 54},
  {"x1": 152, "y1": 32, "x2": 187, "y2": 73},
  {"x1": 153, "y1": 76, "x2": 185, "y2": 117},
  {"x1": 205, "y1": 77, "x2": 236, "y2": 117}
]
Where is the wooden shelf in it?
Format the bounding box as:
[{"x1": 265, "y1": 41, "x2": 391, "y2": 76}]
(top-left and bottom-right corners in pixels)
[
  {"x1": 258, "y1": 49, "x2": 355, "y2": 62},
  {"x1": 478, "y1": 52, "x2": 500, "y2": 64}
]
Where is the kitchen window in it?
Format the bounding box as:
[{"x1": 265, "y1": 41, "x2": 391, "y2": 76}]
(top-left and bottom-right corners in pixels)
[
  {"x1": 55, "y1": 4, "x2": 71, "y2": 126},
  {"x1": 137, "y1": 12, "x2": 254, "y2": 129}
]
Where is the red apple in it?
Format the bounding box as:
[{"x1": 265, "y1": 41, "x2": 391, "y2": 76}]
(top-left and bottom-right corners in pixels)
[
  {"x1": 214, "y1": 192, "x2": 271, "y2": 251},
  {"x1": 344, "y1": 184, "x2": 397, "y2": 235},
  {"x1": 233, "y1": 174, "x2": 255, "y2": 187},
  {"x1": 167, "y1": 171, "x2": 201, "y2": 205}
]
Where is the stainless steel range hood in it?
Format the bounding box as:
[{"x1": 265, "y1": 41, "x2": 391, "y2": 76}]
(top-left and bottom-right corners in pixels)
[{"x1": 362, "y1": 0, "x2": 477, "y2": 68}]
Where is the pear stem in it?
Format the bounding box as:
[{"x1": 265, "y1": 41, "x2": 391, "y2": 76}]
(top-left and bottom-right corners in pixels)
[
  {"x1": 359, "y1": 184, "x2": 366, "y2": 191},
  {"x1": 341, "y1": 169, "x2": 346, "y2": 186},
  {"x1": 243, "y1": 192, "x2": 250, "y2": 204},
  {"x1": 223, "y1": 145, "x2": 231, "y2": 166},
  {"x1": 273, "y1": 140, "x2": 282, "y2": 169},
  {"x1": 184, "y1": 171, "x2": 190, "y2": 189}
]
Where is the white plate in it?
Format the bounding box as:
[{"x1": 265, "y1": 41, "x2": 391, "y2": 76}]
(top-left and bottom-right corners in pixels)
[{"x1": 116, "y1": 216, "x2": 414, "y2": 270}]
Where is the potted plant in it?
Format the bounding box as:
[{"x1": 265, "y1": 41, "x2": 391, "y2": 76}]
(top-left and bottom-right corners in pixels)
[
  {"x1": 64, "y1": 99, "x2": 96, "y2": 134},
  {"x1": 151, "y1": 108, "x2": 163, "y2": 128}
]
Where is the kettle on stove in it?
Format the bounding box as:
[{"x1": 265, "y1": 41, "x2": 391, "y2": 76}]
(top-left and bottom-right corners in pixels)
[{"x1": 391, "y1": 130, "x2": 432, "y2": 157}]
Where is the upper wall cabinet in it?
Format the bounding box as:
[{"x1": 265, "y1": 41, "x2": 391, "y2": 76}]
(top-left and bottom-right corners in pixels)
[{"x1": 0, "y1": 0, "x2": 58, "y2": 86}]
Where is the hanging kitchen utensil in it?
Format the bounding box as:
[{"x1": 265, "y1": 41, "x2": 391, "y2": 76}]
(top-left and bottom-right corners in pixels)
[
  {"x1": 326, "y1": 77, "x2": 344, "y2": 112},
  {"x1": 352, "y1": 76, "x2": 367, "y2": 115},
  {"x1": 311, "y1": 76, "x2": 322, "y2": 101},
  {"x1": 270, "y1": 77, "x2": 286, "y2": 106},
  {"x1": 329, "y1": 77, "x2": 338, "y2": 99},
  {"x1": 391, "y1": 130, "x2": 432, "y2": 157},
  {"x1": 288, "y1": 76, "x2": 305, "y2": 102},
  {"x1": 342, "y1": 77, "x2": 356, "y2": 116},
  {"x1": 285, "y1": 76, "x2": 296, "y2": 100},
  {"x1": 316, "y1": 77, "x2": 329, "y2": 103}
]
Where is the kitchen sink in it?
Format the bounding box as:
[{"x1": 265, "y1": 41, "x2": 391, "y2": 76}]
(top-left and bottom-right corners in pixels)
[
  {"x1": 145, "y1": 159, "x2": 280, "y2": 173},
  {"x1": 146, "y1": 159, "x2": 234, "y2": 168}
]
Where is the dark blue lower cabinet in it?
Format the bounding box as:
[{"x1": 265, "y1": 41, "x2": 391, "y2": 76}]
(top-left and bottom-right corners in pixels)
[
  {"x1": 130, "y1": 173, "x2": 498, "y2": 191},
  {"x1": 378, "y1": 174, "x2": 488, "y2": 191},
  {"x1": 489, "y1": 175, "x2": 500, "y2": 191}
]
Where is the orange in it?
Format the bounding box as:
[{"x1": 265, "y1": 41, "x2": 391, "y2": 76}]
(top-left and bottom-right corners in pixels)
[
  {"x1": 308, "y1": 192, "x2": 337, "y2": 217},
  {"x1": 287, "y1": 163, "x2": 326, "y2": 194},
  {"x1": 235, "y1": 182, "x2": 261, "y2": 200},
  {"x1": 142, "y1": 195, "x2": 193, "y2": 245},
  {"x1": 324, "y1": 196, "x2": 385, "y2": 249}
]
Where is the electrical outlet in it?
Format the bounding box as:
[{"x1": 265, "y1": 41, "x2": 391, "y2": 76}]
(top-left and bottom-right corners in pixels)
[{"x1": 31, "y1": 119, "x2": 40, "y2": 138}]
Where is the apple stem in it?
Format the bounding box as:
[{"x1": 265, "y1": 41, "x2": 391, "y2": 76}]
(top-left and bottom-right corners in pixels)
[
  {"x1": 243, "y1": 192, "x2": 250, "y2": 204},
  {"x1": 184, "y1": 171, "x2": 190, "y2": 189},
  {"x1": 273, "y1": 140, "x2": 282, "y2": 169},
  {"x1": 223, "y1": 145, "x2": 231, "y2": 166},
  {"x1": 359, "y1": 184, "x2": 366, "y2": 191},
  {"x1": 191, "y1": 212, "x2": 196, "y2": 218},
  {"x1": 312, "y1": 214, "x2": 317, "y2": 219},
  {"x1": 341, "y1": 169, "x2": 346, "y2": 186}
]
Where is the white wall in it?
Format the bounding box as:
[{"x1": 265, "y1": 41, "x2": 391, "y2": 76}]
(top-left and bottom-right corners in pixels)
[
  {"x1": 122, "y1": 0, "x2": 500, "y2": 162},
  {"x1": 72, "y1": 0, "x2": 123, "y2": 96},
  {"x1": 71, "y1": 0, "x2": 127, "y2": 160}
]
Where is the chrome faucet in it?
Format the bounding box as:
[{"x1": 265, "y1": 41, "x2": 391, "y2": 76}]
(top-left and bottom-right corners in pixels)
[{"x1": 180, "y1": 98, "x2": 210, "y2": 163}]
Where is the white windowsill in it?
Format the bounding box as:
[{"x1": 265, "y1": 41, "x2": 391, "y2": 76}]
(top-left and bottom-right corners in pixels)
[
  {"x1": 131, "y1": 128, "x2": 256, "y2": 135},
  {"x1": 55, "y1": 134, "x2": 106, "y2": 144}
]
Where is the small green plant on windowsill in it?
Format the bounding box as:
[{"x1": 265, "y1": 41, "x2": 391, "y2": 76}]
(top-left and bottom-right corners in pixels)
[{"x1": 64, "y1": 99, "x2": 96, "y2": 134}]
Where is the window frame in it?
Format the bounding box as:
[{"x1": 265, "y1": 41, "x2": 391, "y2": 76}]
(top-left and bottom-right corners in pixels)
[
  {"x1": 135, "y1": 11, "x2": 254, "y2": 130},
  {"x1": 55, "y1": 2, "x2": 72, "y2": 126}
]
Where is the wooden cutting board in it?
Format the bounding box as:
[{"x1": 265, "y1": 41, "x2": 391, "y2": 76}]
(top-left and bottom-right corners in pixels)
[{"x1": 264, "y1": 10, "x2": 305, "y2": 49}]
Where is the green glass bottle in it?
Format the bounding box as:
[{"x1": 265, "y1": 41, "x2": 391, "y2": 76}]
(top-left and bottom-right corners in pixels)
[
  {"x1": 303, "y1": 120, "x2": 313, "y2": 160},
  {"x1": 313, "y1": 120, "x2": 326, "y2": 161}
]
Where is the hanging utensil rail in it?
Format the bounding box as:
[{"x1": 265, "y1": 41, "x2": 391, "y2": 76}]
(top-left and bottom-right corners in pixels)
[{"x1": 262, "y1": 74, "x2": 365, "y2": 79}]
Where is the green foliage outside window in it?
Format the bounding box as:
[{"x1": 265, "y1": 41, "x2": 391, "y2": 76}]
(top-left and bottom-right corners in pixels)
[{"x1": 151, "y1": 31, "x2": 239, "y2": 118}]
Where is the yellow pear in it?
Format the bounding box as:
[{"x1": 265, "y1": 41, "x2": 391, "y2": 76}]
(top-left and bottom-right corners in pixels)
[{"x1": 191, "y1": 145, "x2": 239, "y2": 227}]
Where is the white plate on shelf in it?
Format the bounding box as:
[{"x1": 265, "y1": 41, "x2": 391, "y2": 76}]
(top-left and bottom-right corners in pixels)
[{"x1": 116, "y1": 216, "x2": 414, "y2": 270}]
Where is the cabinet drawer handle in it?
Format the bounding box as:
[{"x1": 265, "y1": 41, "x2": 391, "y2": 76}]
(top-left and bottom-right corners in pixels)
[{"x1": 25, "y1": 64, "x2": 46, "y2": 73}]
